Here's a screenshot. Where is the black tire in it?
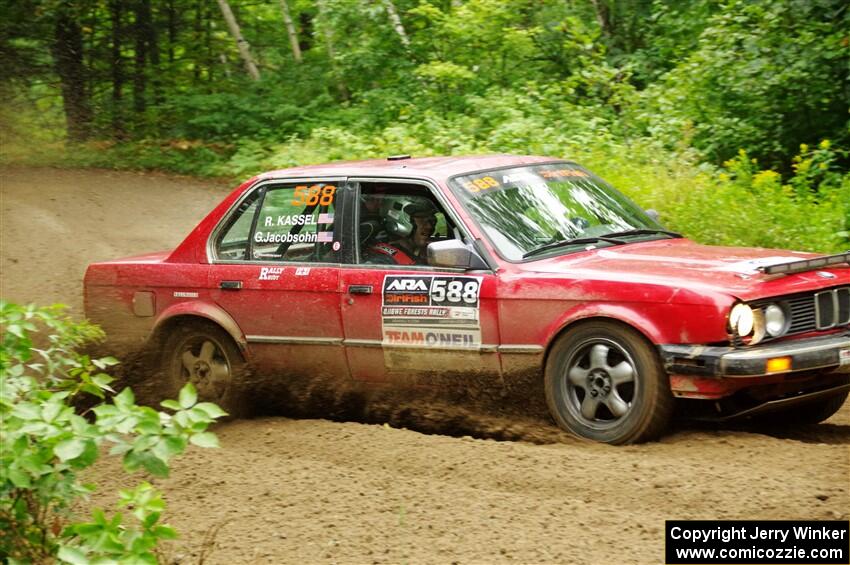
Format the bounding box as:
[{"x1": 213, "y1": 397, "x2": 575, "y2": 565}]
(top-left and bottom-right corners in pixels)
[
  {"x1": 760, "y1": 390, "x2": 848, "y2": 427},
  {"x1": 161, "y1": 322, "x2": 249, "y2": 418},
  {"x1": 544, "y1": 320, "x2": 673, "y2": 444}
]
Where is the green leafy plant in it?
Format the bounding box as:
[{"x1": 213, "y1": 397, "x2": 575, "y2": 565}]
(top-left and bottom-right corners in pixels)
[{"x1": 0, "y1": 301, "x2": 226, "y2": 563}]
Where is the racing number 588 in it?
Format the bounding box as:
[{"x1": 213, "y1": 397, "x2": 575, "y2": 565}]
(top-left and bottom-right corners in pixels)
[
  {"x1": 431, "y1": 279, "x2": 479, "y2": 304},
  {"x1": 291, "y1": 184, "x2": 336, "y2": 206}
]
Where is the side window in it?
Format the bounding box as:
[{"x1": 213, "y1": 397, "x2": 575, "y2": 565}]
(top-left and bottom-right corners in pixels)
[
  {"x1": 216, "y1": 195, "x2": 261, "y2": 261},
  {"x1": 358, "y1": 182, "x2": 459, "y2": 267},
  {"x1": 215, "y1": 182, "x2": 339, "y2": 263}
]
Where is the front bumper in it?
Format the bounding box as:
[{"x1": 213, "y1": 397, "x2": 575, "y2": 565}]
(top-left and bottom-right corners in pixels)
[{"x1": 660, "y1": 332, "x2": 850, "y2": 377}]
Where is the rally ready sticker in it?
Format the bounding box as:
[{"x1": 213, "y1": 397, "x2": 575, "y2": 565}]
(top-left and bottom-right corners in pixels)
[{"x1": 381, "y1": 275, "x2": 482, "y2": 349}]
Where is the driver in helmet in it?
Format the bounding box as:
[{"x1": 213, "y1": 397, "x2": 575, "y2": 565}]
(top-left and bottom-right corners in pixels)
[{"x1": 368, "y1": 200, "x2": 438, "y2": 265}]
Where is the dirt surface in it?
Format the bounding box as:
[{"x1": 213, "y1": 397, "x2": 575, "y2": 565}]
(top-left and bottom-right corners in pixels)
[{"x1": 2, "y1": 166, "x2": 849, "y2": 564}]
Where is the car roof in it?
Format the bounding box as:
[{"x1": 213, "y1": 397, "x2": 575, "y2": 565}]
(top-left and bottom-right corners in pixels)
[{"x1": 256, "y1": 154, "x2": 565, "y2": 182}]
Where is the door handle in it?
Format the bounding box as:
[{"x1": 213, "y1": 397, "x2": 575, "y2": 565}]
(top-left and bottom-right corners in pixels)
[
  {"x1": 220, "y1": 280, "x2": 243, "y2": 290},
  {"x1": 348, "y1": 284, "x2": 373, "y2": 295}
]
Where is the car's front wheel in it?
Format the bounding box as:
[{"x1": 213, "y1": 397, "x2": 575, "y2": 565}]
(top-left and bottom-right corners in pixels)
[
  {"x1": 161, "y1": 322, "x2": 248, "y2": 418},
  {"x1": 544, "y1": 321, "x2": 673, "y2": 444}
]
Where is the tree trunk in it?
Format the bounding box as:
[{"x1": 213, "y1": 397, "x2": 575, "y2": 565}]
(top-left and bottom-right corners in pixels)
[
  {"x1": 298, "y1": 12, "x2": 313, "y2": 53},
  {"x1": 316, "y1": 0, "x2": 349, "y2": 100},
  {"x1": 192, "y1": 0, "x2": 203, "y2": 83},
  {"x1": 52, "y1": 1, "x2": 92, "y2": 142},
  {"x1": 108, "y1": 0, "x2": 126, "y2": 138},
  {"x1": 142, "y1": 0, "x2": 163, "y2": 105},
  {"x1": 589, "y1": 0, "x2": 614, "y2": 41},
  {"x1": 278, "y1": 0, "x2": 302, "y2": 63},
  {"x1": 133, "y1": 0, "x2": 148, "y2": 115},
  {"x1": 215, "y1": 0, "x2": 261, "y2": 81},
  {"x1": 167, "y1": 0, "x2": 176, "y2": 63},
  {"x1": 383, "y1": 0, "x2": 410, "y2": 48}
]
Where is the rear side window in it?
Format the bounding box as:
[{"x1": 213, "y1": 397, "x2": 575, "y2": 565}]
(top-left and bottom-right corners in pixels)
[{"x1": 214, "y1": 182, "x2": 339, "y2": 263}]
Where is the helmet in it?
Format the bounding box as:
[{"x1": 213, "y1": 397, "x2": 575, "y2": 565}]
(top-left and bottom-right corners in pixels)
[{"x1": 384, "y1": 197, "x2": 438, "y2": 237}]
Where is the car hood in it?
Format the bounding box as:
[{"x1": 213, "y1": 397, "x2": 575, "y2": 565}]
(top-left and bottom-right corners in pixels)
[{"x1": 525, "y1": 238, "x2": 850, "y2": 301}]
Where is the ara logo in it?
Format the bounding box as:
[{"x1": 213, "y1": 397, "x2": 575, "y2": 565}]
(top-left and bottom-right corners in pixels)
[{"x1": 386, "y1": 278, "x2": 429, "y2": 292}]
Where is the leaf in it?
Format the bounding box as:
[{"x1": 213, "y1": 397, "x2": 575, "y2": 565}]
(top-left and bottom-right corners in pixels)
[
  {"x1": 153, "y1": 525, "x2": 178, "y2": 540},
  {"x1": 189, "y1": 432, "x2": 219, "y2": 448},
  {"x1": 57, "y1": 546, "x2": 88, "y2": 565},
  {"x1": 174, "y1": 411, "x2": 190, "y2": 428},
  {"x1": 194, "y1": 402, "x2": 228, "y2": 419},
  {"x1": 54, "y1": 438, "x2": 86, "y2": 461},
  {"x1": 80, "y1": 384, "x2": 105, "y2": 399},
  {"x1": 92, "y1": 373, "x2": 115, "y2": 391},
  {"x1": 123, "y1": 450, "x2": 144, "y2": 472},
  {"x1": 136, "y1": 420, "x2": 163, "y2": 435},
  {"x1": 140, "y1": 453, "x2": 170, "y2": 478},
  {"x1": 164, "y1": 435, "x2": 187, "y2": 456},
  {"x1": 20, "y1": 455, "x2": 52, "y2": 476},
  {"x1": 114, "y1": 387, "x2": 135, "y2": 409},
  {"x1": 42, "y1": 401, "x2": 63, "y2": 423},
  {"x1": 92, "y1": 508, "x2": 107, "y2": 525},
  {"x1": 178, "y1": 383, "x2": 197, "y2": 409},
  {"x1": 6, "y1": 324, "x2": 24, "y2": 338},
  {"x1": 143, "y1": 512, "x2": 161, "y2": 528},
  {"x1": 92, "y1": 357, "x2": 119, "y2": 370},
  {"x1": 160, "y1": 399, "x2": 182, "y2": 411},
  {"x1": 8, "y1": 467, "x2": 32, "y2": 488},
  {"x1": 12, "y1": 402, "x2": 41, "y2": 421},
  {"x1": 109, "y1": 443, "x2": 133, "y2": 456},
  {"x1": 71, "y1": 439, "x2": 99, "y2": 469}
]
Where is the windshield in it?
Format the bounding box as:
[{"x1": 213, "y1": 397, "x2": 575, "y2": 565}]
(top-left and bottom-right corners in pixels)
[{"x1": 448, "y1": 163, "x2": 665, "y2": 261}]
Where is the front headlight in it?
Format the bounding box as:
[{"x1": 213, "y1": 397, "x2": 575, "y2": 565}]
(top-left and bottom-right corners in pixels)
[
  {"x1": 729, "y1": 303, "x2": 766, "y2": 345},
  {"x1": 730, "y1": 303, "x2": 754, "y2": 336},
  {"x1": 764, "y1": 303, "x2": 787, "y2": 337}
]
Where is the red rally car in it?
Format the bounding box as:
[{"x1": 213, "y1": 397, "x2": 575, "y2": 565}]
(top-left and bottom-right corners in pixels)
[{"x1": 84, "y1": 155, "x2": 850, "y2": 444}]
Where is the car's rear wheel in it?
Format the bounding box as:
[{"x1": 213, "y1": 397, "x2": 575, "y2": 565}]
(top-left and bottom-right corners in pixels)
[
  {"x1": 161, "y1": 322, "x2": 248, "y2": 418},
  {"x1": 544, "y1": 321, "x2": 673, "y2": 444}
]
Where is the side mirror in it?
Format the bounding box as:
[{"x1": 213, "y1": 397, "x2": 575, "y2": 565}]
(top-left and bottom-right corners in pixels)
[
  {"x1": 427, "y1": 240, "x2": 489, "y2": 270},
  {"x1": 645, "y1": 208, "x2": 661, "y2": 223}
]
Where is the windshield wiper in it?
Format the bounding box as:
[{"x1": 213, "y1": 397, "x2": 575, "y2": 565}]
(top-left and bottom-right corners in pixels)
[
  {"x1": 602, "y1": 228, "x2": 682, "y2": 239},
  {"x1": 523, "y1": 236, "x2": 627, "y2": 259}
]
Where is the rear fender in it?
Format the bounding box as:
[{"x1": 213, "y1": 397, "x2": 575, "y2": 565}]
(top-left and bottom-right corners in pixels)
[{"x1": 153, "y1": 301, "x2": 248, "y2": 353}]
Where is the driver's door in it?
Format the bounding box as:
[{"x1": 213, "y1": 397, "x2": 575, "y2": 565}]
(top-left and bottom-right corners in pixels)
[{"x1": 339, "y1": 178, "x2": 501, "y2": 384}]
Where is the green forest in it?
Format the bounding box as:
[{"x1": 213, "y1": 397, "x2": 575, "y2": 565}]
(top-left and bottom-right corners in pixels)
[{"x1": 1, "y1": 0, "x2": 848, "y2": 252}]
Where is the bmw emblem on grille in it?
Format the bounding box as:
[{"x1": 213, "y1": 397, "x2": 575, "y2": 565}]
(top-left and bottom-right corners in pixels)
[{"x1": 816, "y1": 271, "x2": 837, "y2": 279}]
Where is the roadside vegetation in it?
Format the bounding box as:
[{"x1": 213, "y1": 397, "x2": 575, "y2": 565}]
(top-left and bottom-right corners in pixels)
[
  {"x1": 1, "y1": 0, "x2": 848, "y2": 254},
  {"x1": 0, "y1": 302, "x2": 226, "y2": 562}
]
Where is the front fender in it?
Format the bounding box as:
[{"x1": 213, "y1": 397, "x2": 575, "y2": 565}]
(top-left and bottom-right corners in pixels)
[{"x1": 546, "y1": 301, "x2": 728, "y2": 349}]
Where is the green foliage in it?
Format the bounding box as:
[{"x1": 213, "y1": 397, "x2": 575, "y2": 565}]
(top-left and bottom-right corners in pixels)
[
  {"x1": 657, "y1": 143, "x2": 850, "y2": 253},
  {"x1": 0, "y1": 302, "x2": 226, "y2": 563},
  {"x1": 2, "y1": 0, "x2": 848, "y2": 255},
  {"x1": 643, "y1": 0, "x2": 850, "y2": 166}
]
